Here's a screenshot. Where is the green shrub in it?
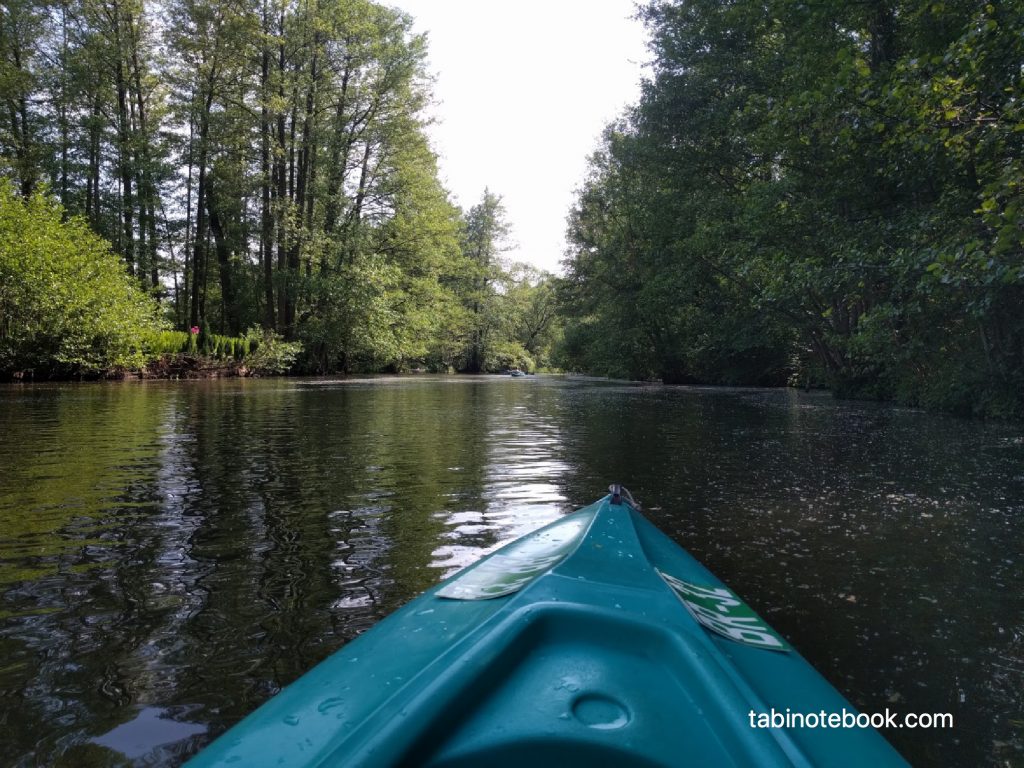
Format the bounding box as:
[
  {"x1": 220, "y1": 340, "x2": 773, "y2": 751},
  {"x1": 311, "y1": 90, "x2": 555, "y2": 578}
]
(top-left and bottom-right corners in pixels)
[
  {"x1": 484, "y1": 340, "x2": 535, "y2": 373},
  {"x1": 141, "y1": 326, "x2": 253, "y2": 365},
  {"x1": 208, "y1": 334, "x2": 246, "y2": 361},
  {"x1": 141, "y1": 329, "x2": 190, "y2": 356},
  {"x1": 243, "y1": 327, "x2": 301, "y2": 374},
  {"x1": 0, "y1": 182, "x2": 163, "y2": 374}
]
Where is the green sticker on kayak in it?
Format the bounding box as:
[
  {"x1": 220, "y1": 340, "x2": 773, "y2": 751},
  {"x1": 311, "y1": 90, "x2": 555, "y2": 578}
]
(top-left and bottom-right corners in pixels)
[{"x1": 658, "y1": 570, "x2": 789, "y2": 652}]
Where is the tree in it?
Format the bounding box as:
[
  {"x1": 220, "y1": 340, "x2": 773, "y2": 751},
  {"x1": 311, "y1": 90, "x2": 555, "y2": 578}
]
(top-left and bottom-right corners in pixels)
[
  {"x1": 559, "y1": 0, "x2": 1024, "y2": 415},
  {"x1": 459, "y1": 188, "x2": 511, "y2": 372},
  {"x1": 505, "y1": 264, "x2": 559, "y2": 368},
  {"x1": 0, "y1": 0, "x2": 45, "y2": 196},
  {"x1": 0, "y1": 0, "x2": 558, "y2": 383}
]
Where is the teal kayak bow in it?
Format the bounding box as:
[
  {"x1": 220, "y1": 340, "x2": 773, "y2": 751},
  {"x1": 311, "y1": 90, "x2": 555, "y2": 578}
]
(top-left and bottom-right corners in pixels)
[{"x1": 186, "y1": 487, "x2": 908, "y2": 767}]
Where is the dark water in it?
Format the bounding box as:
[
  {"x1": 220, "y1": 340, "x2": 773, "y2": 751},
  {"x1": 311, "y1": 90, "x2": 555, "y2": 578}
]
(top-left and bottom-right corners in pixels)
[{"x1": 0, "y1": 376, "x2": 1022, "y2": 767}]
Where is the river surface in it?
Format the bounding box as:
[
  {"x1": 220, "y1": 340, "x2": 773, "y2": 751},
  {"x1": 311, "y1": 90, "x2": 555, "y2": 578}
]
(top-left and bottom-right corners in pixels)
[{"x1": 0, "y1": 376, "x2": 1021, "y2": 767}]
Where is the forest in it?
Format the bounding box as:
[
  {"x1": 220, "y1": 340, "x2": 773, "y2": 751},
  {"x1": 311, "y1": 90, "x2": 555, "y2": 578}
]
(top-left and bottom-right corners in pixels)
[
  {"x1": 560, "y1": 0, "x2": 1024, "y2": 417},
  {"x1": 2, "y1": 0, "x2": 1023, "y2": 417},
  {"x1": 0, "y1": 0, "x2": 559, "y2": 376}
]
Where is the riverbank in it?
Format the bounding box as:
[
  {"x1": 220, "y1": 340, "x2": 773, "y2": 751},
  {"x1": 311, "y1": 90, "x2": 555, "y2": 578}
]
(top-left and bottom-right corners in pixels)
[
  {"x1": 2, "y1": 327, "x2": 303, "y2": 383},
  {"x1": 4, "y1": 354, "x2": 254, "y2": 382},
  {"x1": 121, "y1": 354, "x2": 254, "y2": 380}
]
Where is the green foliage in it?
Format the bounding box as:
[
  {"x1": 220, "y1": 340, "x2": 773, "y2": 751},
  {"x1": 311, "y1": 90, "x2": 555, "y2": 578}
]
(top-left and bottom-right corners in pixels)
[
  {"x1": 140, "y1": 328, "x2": 254, "y2": 363},
  {"x1": 491, "y1": 263, "x2": 561, "y2": 371},
  {"x1": 0, "y1": 182, "x2": 163, "y2": 375},
  {"x1": 559, "y1": 0, "x2": 1024, "y2": 416},
  {"x1": 456, "y1": 189, "x2": 513, "y2": 372},
  {"x1": 243, "y1": 327, "x2": 302, "y2": 374},
  {"x1": 1, "y1": 0, "x2": 564, "y2": 383},
  {"x1": 301, "y1": 257, "x2": 411, "y2": 372},
  {"x1": 205, "y1": 333, "x2": 242, "y2": 360},
  {"x1": 484, "y1": 340, "x2": 534, "y2": 374},
  {"x1": 141, "y1": 329, "x2": 191, "y2": 356}
]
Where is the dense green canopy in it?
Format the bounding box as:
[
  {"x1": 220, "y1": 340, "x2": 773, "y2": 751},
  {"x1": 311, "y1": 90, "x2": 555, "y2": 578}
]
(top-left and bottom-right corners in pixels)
[
  {"x1": 4, "y1": 0, "x2": 1021, "y2": 413},
  {"x1": 559, "y1": 0, "x2": 1024, "y2": 417},
  {"x1": 0, "y1": 0, "x2": 559, "y2": 377}
]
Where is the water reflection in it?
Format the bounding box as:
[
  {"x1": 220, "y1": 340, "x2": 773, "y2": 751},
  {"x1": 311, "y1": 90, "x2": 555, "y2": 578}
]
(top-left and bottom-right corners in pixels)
[
  {"x1": 431, "y1": 379, "x2": 569, "y2": 574},
  {"x1": 91, "y1": 707, "x2": 206, "y2": 760},
  {"x1": 0, "y1": 378, "x2": 1021, "y2": 767}
]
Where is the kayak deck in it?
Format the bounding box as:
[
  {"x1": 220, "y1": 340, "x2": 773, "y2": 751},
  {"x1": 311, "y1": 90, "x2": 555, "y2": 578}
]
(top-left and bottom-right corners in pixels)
[{"x1": 187, "y1": 494, "x2": 908, "y2": 767}]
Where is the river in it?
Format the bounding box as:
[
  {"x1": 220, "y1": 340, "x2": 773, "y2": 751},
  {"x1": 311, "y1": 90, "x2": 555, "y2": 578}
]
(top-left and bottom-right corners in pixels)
[{"x1": 0, "y1": 376, "x2": 1021, "y2": 766}]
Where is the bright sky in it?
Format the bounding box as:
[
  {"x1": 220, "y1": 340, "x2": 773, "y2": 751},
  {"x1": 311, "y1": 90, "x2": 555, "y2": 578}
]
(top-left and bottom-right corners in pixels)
[{"x1": 388, "y1": 0, "x2": 649, "y2": 274}]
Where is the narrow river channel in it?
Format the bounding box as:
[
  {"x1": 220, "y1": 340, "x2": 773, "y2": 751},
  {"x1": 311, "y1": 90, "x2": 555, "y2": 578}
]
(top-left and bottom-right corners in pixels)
[{"x1": 1, "y1": 376, "x2": 1021, "y2": 766}]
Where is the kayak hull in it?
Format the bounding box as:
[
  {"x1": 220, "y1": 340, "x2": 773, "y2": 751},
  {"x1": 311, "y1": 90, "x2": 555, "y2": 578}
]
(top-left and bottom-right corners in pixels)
[{"x1": 186, "y1": 495, "x2": 908, "y2": 767}]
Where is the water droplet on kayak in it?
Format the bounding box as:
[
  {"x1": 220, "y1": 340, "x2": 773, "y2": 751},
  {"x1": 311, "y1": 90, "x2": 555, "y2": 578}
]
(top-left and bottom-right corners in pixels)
[
  {"x1": 317, "y1": 698, "x2": 345, "y2": 714},
  {"x1": 555, "y1": 676, "x2": 580, "y2": 693},
  {"x1": 283, "y1": 715, "x2": 299, "y2": 726}
]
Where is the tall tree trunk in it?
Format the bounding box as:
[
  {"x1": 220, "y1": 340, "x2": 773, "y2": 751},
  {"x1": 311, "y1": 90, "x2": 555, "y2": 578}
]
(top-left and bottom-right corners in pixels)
[
  {"x1": 289, "y1": 31, "x2": 319, "y2": 312},
  {"x1": 147, "y1": 194, "x2": 159, "y2": 291},
  {"x1": 275, "y1": 15, "x2": 289, "y2": 334},
  {"x1": 343, "y1": 138, "x2": 373, "y2": 263},
  {"x1": 302, "y1": 33, "x2": 320, "y2": 248},
  {"x1": 868, "y1": 2, "x2": 897, "y2": 73},
  {"x1": 9, "y1": 43, "x2": 36, "y2": 196},
  {"x1": 182, "y1": 106, "x2": 194, "y2": 328},
  {"x1": 87, "y1": 95, "x2": 101, "y2": 226},
  {"x1": 129, "y1": 10, "x2": 159, "y2": 291},
  {"x1": 260, "y1": 1, "x2": 275, "y2": 329},
  {"x1": 57, "y1": 2, "x2": 70, "y2": 207},
  {"x1": 190, "y1": 106, "x2": 211, "y2": 330},
  {"x1": 322, "y1": 57, "x2": 353, "y2": 245},
  {"x1": 208, "y1": 193, "x2": 240, "y2": 334},
  {"x1": 110, "y1": 1, "x2": 135, "y2": 274}
]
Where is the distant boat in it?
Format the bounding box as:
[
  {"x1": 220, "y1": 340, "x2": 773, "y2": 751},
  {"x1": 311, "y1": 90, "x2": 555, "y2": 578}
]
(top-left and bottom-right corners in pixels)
[
  {"x1": 187, "y1": 487, "x2": 908, "y2": 768},
  {"x1": 509, "y1": 369, "x2": 526, "y2": 377}
]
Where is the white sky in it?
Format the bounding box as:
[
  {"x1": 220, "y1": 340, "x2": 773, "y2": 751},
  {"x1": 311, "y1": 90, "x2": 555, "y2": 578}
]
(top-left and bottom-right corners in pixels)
[{"x1": 387, "y1": 0, "x2": 650, "y2": 274}]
